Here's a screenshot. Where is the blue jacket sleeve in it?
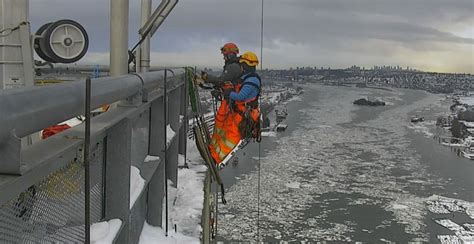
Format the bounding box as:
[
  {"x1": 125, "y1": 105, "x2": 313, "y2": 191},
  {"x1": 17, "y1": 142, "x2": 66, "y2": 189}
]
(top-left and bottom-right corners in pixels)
[{"x1": 229, "y1": 77, "x2": 260, "y2": 101}]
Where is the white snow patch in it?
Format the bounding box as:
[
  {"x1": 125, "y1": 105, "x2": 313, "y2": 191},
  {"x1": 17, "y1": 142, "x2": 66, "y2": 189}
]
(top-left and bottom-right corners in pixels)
[
  {"x1": 90, "y1": 219, "x2": 122, "y2": 244},
  {"x1": 130, "y1": 166, "x2": 146, "y2": 209},
  {"x1": 139, "y1": 222, "x2": 199, "y2": 244},
  {"x1": 167, "y1": 124, "x2": 176, "y2": 147},
  {"x1": 144, "y1": 155, "x2": 160, "y2": 163},
  {"x1": 178, "y1": 154, "x2": 185, "y2": 165},
  {"x1": 167, "y1": 167, "x2": 205, "y2": 237},
  {"x1": 63, "y1": 117, "x2": 84, "y2": 127},
  {"x1": 139, "y1": 140, "x2": 207, "y2": 242}
]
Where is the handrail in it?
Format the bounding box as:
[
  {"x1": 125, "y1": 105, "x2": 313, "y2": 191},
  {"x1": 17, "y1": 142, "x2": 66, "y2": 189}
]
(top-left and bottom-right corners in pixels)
[{"x1": 0, "y1": 69, "x2": 184, "y2": 144}]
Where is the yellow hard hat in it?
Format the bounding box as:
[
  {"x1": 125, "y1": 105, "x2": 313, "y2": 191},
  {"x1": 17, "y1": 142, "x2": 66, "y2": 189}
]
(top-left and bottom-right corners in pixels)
[{"x1": 239, "y1": 51, "x2": 259, "y2": 67}]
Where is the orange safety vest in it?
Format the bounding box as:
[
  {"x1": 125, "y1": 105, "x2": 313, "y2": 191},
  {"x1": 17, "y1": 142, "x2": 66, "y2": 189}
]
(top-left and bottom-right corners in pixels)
[{"x1": 209, "y1": 74, "x2": 261, "y2": 164}]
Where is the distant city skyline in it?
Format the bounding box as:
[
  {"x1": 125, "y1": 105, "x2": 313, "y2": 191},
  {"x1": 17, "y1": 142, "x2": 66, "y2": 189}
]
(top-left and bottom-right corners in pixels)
[{"x1": 30, "y1": 0, "x2": 474, "y2": 73}]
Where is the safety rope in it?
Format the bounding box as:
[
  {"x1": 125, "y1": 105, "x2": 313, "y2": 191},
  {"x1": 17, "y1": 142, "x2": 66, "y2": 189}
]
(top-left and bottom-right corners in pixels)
[
  {"x1": 214, "y1": 179, "x2": 219, "y2": 239},
  {"x1": 212, "y1": 92, "x2": 219, "y2": 240}
]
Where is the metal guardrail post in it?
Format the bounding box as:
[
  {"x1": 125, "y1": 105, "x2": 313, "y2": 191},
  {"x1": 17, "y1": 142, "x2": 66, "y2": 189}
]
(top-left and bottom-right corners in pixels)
[
  {"x1": 105, "y1": 118, "x2": 132, "y2": 243},
  {"x1": 166, "y1": 87, "x2": 180, "y2": 185},
  {"x1": 178, "y1": 70, "x2": 189, "y2": 166},
  {"x1": 147, "y1": 95, "x2": 166, "y2": 227}
]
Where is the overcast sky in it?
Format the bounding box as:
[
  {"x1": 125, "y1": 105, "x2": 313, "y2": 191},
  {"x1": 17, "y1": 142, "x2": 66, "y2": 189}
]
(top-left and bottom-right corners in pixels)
[{"x1": 30, "y1": 0, "x2": 473, "y2": 73}]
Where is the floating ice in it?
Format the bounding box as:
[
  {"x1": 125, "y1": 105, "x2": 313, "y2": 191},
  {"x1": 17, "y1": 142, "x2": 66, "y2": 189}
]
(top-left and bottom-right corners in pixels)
[
  {"x1": 406, "y1": 122, "x2": 434, "y2": 138},
  {"x1": 261, "y1": 131, "x2": 277, "y2": 137},
  {"x1": 392, "y1": 203, "x2": 409, "y2": 210},
  {"x1": 437, "y1": 235, "x2": 462, "y2": 244},
  {"x1": 426, "y1": 195, "x2": 474, "y2": 219},
  {"x1": 285, "y1": 181, "x2": 301, "y2": 189},
  {"x1": 219, "y1": 85, "x2": 446, "y2": 241},
  {"x1": 434, "y1": 219, "x2": 474, "y2": 243}
]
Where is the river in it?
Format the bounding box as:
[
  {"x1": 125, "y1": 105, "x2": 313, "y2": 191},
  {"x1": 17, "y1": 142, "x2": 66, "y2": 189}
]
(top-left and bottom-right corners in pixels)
[{"x1": 217, "y1": 84, "x2": 474, "y2": 242}]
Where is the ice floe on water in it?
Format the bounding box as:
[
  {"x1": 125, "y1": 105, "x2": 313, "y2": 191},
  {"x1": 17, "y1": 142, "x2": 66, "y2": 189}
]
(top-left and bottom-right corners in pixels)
[
  {"x1": 386, "y1": 197, "x2": 427, "y2": 235},
  {"x1": 219, "y1": 85, "x2": 450, "y2": 241},
  {"x1": 287, "y1": 96, "x2": 303, "y2": 102},
  {"x1": 406, "y1": 120, "x2": 437, "y2": 138},
  {"x1": 426, "y1": 195, "x2": 474, "y2": 219},
  {"x1": 433, "y1": 219, "x2": 474, "y2": 243},
  {"x1": 285, "y1": 181, "x2": 301, "y2": 189},
  {"x1": 437, "y1": 235, "x2": 463, "y2": 244},
  {"x1": 261, "y1": 131, "x2": 277, "y2": 137}
]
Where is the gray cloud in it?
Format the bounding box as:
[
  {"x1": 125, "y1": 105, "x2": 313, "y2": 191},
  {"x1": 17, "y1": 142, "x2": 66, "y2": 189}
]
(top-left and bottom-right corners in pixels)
[{"x1": 28, "y1": 0, "x2": 473, "y2": 72}]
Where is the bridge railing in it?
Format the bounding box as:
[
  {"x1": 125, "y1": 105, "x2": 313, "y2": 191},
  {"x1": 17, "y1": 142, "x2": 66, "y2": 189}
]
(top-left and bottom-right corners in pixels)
[{"x1": 0, "y1": 68, "x2": 189, "y2": 243}]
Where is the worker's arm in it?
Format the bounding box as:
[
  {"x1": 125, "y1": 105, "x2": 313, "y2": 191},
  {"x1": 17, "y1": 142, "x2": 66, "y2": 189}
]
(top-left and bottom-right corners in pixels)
[
  {"x1": 206, "y1": 63, "x2": 241, "y2": 85},
  {"x1": 229, "y1": 77, "x2": 260, "y2": 101}
]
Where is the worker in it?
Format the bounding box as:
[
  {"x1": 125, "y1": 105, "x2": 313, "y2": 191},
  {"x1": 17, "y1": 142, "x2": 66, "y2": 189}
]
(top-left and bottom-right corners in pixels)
[
  {"x1": 225, "y1": 51, "x2": 261, "y2": 140},
  {"x1": 197, "y1": 42, "x2": 242, "y2": 87},
  {"x1": 209, "y1": 51, "x2": 261, "y2": 165},
  {"x1": 192, "y1": 43, "x2": 241, "y2": 166},
  {"x1": 223, "y1": 51, "x2": 261, "y2": 103}
]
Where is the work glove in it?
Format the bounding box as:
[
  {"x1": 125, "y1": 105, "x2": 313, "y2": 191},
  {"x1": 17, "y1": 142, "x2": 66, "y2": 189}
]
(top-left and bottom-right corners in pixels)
[
  {"x1": 200, "y1": 71, "x2": 208, "y2": 81},
  {"x1": 223, "y1": 88, "x2": 232, "y2": 100},
  {"x1": 193, "y1": 74, "x2": 205, "y2": 86},
  {"x1": 211, "y1": 90, "x2": 222, "y2": 101}
]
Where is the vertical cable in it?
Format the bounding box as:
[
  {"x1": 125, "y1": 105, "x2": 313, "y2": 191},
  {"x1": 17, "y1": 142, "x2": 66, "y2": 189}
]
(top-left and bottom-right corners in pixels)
[
  {"x1": 260, "y1": 0, "x2": 264, "y2": 72},
  {"x1": 84, "y1": 77, "x2": 91, "y2": 244},
  {"x1": 164, "y1": 69, "x2": 169, "y2": 236},
  {"x1": 256, "y1": 0, "x2": 264, "y2": 241},
  {"x1": 183, "y1": 68, "x2": 189, "y2": 168},
  {"x1": 214, "y1": 181, "x2": 218, "y2": 239}
]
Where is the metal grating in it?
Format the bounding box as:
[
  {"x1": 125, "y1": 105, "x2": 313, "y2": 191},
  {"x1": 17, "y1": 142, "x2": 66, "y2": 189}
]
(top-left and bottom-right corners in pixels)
[{"x1": 0, "y1": 141, "x2": 105, "y2": 243}]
